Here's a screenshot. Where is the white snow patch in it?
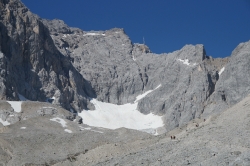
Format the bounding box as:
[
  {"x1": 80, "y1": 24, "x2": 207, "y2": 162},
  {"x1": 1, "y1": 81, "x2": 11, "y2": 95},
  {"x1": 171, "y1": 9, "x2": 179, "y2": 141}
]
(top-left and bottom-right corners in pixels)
[
  {"x1": 134, "y1": 84, "x2": 161, "y2": 103},
  {"x1": 153, "y1": 128, "x2": 161, "y2": 136},
  {"x1": 63, "y1": 34, "x2": 67, "y2": 38},
  {"x1": 0, "y1": 118, "x2": 10, "y2": 126},
  {"x1": 64, "y1": 129, "x2": 72, "y2": 133},
  {"x1": 18, "y1": 94, "x2": 28, "y2": 101},
  {"x1": 83, "y1": 33, "x2": 105, "y2": 36},
  {"x1": 9, "y1": 115, "x2": 14, "y2": 117},
  {"x1": 219, "y1": 67, "x2": 225, "y2": 76},
  {"x1": 132, "y1": 56, "x2": 136, "y2": 61},
  {"x1": 7, "y1": 101, "x2": 22, "y2": 113},
  {"x1": 177, "y1": 59, "x2": 197, "y2": 66},
  {"x1": 78, "y1": 85, "x2": 163, "y2": 132},
  {"x1": 20, "y1": 127, "x2": 26, "y2": 129},
  {"x1": 50, "y1": 117, "x2": 67, "y2": 128}
]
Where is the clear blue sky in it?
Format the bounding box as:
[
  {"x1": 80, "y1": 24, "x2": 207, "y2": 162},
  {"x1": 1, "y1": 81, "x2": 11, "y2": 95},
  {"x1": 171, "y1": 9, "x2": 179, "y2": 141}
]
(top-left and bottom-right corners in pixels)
[{"x1": 22, "y1": 0, "x2": 250, "y2": 58}]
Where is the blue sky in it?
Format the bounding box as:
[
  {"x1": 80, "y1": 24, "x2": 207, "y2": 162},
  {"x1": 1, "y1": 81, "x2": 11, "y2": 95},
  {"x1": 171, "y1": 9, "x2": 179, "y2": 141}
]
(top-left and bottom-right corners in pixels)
[{"x1": 22, "y1": 0, "x2": 250, "y2": 58}]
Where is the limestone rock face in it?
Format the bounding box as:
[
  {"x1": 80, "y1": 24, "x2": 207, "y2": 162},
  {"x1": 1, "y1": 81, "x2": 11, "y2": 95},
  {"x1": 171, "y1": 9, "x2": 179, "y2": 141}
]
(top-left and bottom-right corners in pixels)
[
  {"x1": 42, "y1": 22, "x2": 145, "y2": 105},
  {"x1": 203, "y1": 41, "x2": 250, "y2": 116},
  {"x1": 134, "y1": 45, "x2": 223, "y2": 130},
  {"x1": 0, "y1": 0, "x2": 95, "y2": 112}
]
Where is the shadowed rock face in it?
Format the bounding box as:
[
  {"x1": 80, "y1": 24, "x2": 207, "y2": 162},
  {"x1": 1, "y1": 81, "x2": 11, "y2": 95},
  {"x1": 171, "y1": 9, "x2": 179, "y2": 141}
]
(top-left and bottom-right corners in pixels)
[
  {"x1": 1, "y1": 0, "x2": 250, "y2": 132},
  {"x1": 0, "y1": 0, "x2": 96, "y2": 112}
]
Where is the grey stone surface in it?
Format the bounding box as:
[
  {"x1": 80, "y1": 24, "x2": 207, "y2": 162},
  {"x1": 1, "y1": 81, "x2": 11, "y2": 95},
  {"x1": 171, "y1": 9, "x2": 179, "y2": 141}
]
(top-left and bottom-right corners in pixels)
[
  {"x1": 130, "y1": 45, "x2": 231, "y2": 131},
  {"x1": 43, "y1": 22, "x2": 144, "y2": 105},
  {"x1": 0, "y1": 0, "x2": 95, "y2": 113},
  {"x1": 203, "y1": 41, "x2": 250, "y2": 117}
]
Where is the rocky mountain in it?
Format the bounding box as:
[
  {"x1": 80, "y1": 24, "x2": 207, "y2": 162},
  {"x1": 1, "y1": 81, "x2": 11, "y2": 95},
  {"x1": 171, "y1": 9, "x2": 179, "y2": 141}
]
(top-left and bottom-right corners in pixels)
[
  {"x1": 1, "y1": 0, "x2": 250, "y2": 131},
  {"x1": 0, "y1": 0, "x2": 250, "y2": 131},
  {"x1": 0, "y1": 0, "x2": 250, "y2": 165},
  {"x1": 41, "y1": 18, "x2": 239, "y2": 132},
  {"x1": 0, "y1": 0, "x2": 96, "y2": 113}
]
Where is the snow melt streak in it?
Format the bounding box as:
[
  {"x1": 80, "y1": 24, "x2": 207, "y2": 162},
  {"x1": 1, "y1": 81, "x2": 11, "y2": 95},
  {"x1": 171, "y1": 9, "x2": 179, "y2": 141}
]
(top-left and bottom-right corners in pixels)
[
  {"x1": 134, "y1": 84, "x2": 161, "y2": 103},
  {"x1": 219, "y1": 67, "x2": 225, "y2": 76}
]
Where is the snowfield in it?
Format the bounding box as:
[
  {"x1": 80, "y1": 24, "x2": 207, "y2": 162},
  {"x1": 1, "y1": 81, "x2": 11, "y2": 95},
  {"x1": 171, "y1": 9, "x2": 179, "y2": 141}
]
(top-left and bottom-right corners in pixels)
[{"x1": 79, "y1": 85, "x2": 164, "y2": 134}]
